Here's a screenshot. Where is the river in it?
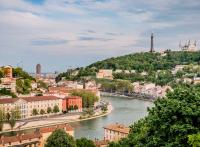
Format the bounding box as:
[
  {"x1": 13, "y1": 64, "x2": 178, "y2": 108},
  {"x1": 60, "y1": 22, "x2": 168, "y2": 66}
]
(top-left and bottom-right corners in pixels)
[{"x1": 70, "y1": 96, "x2": 154, "y2": 139}]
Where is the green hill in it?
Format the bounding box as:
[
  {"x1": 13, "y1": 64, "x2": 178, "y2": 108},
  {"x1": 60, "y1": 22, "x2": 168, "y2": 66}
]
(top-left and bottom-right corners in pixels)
[
  {"x1": 88, "y1": 51, "x2": 200, "y2": 71},
  {"x1": 56, "y1": 51, "x2": 200, "y2": 84}
]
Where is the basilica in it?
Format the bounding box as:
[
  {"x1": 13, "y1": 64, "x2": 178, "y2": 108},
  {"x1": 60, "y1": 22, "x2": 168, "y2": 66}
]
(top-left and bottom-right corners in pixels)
[{"x1": 179, "y1": 40, "x2": 198, "y2": 52}]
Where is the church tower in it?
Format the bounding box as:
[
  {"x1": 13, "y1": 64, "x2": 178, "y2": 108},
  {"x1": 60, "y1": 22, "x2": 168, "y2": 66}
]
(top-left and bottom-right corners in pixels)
[{"x1": 150, "y1": 33, "x2": 155, "y2": 53}]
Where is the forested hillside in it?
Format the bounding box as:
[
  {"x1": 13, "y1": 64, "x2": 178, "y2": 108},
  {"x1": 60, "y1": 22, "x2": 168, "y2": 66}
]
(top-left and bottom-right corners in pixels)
[{"x1": 56, "y1": 51, "x2": 200, "y2": 83}]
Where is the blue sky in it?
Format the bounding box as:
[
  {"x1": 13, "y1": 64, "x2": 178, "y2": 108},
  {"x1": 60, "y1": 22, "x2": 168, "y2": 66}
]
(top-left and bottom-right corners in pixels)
[{"x1": 0, "y1": 0, "x2": 200, "y2": 72}]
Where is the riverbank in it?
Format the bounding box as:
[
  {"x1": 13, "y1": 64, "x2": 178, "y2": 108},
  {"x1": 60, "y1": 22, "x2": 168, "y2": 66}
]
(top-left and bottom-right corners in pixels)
[
  {"x1": 0, "y1": 104, "x2": 113, "y2": 134},
  {"x1": 101, "y1": 92, "x2": 155, "y2": 102}
]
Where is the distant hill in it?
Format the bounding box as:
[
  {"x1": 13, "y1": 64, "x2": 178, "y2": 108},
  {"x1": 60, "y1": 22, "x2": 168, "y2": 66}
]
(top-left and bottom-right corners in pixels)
[
  {"x1": 87, "y1": 51, "x2": 200, "y2": 71},
  {"x1": 56, "y1": 51, "x2": 200, "y2": 82}
]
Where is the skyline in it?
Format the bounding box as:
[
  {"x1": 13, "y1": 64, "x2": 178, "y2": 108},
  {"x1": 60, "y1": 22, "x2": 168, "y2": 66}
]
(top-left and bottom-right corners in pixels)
[{"x1": 0, "y1": 0, "x2": 200, "y2": 72}]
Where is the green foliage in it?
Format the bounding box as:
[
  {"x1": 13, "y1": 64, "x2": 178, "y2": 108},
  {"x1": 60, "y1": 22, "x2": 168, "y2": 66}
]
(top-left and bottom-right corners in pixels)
[
  {"x1": 45, "y1": 129, "x2": 76, "y2": 147},
  {"x1": 9, "y1": 118, "x2": 16, "y2": 130},
  {"x1": 53, "y1": 105, "x2": 60, "y2": 113},
  {"x1": 0, "y1": 88, "x2": 17, "y2": 98},
  {"x1": 37, "y1": 80, "x2": 48, "y2": 89},
  {"x1": 101, "y1": 105, "x2": 108, "y2": 112},
  {"x1": 0, "y1": 108, "x2": 20, "y2": 130},
  {"x1": 0, "y1": 69, "x2": 4, "y2": 79},
  {"x1": 32, "y1": 109, "x2": 38, "y2": 116},
  {"x1": 56, "y1": 51, "x2": 200, "y2": 85},
  {"x1": 188, "y1": 133, "x2": 200, "y2": 147},
  {"x1": 40, "y1": 109, "x2": 45, "y2": 115},
  {"x1": 112, "y1": 85, "x2": 200, "y2": 147},
  {"x1": 47, "y1": 107, "x2": 52, "y2": 114},
  {"x1": 71, "y1": 90, "x2": 98, "y2": 108},
  {"x1": 100, "y1": 80, "x2": 133, "y2": 93},
  {"x1": 16, "y1": 79, "x2": 32, "y2": 94},
  {"x1": 76, "y1": 137, "x2": 95, "y2": 147},
  {"x1": 13, "y1": 67, "x2": 34, "y2": 80}
]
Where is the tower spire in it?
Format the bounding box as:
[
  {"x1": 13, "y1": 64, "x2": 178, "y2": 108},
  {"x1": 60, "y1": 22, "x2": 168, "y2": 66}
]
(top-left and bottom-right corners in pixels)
[{"x1": 150, "y1": 33, "x2": 154, "y2": 53}]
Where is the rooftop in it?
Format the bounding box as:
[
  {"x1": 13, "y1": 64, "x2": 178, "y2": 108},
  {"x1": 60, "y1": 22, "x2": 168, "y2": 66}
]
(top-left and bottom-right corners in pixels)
[
  {"x1": 104, "y1": 123, "x2": 130, "y2": 134},
  {"x1": 0, "y1": 96, "x2": 60, "y2": 104}
]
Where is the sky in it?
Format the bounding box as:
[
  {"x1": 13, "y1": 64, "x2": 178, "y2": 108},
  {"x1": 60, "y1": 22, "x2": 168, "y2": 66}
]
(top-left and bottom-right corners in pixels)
[{"x1": 0, "y1": 0, "x2": 200, "y2": 72}]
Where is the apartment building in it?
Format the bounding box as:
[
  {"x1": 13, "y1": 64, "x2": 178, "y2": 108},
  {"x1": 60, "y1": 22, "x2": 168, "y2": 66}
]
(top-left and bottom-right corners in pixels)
[
  {"x1": 104, "y1": 123, "x2": 130, "y2": 141},
  {"x1": 0, "y1": 96, "x2": 62, "y2": 119}
]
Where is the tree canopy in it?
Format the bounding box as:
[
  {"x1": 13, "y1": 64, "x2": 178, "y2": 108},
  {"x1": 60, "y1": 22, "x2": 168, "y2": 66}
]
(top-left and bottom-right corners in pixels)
[
  {"x1": 76, "y1": 137, "x2": 95, "y2": 147},
  {"x1": 110, "y1": 84, "x2": 200, "y2": 147},
  {"x1": 71, "y1": 90, "x2": 98, "y2": 108},
  {"x1": 45, "y1": 129, "x2": 77, "y2": 147}
]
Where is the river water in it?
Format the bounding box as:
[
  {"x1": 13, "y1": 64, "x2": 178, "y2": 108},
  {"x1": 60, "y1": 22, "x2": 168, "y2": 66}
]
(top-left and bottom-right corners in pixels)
[{"x1": 70, "y1": 96, "x2": 154, "y2": 139}]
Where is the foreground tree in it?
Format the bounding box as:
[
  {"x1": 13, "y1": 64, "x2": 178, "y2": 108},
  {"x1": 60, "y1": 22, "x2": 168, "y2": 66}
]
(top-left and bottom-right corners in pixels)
[
  {"x1": 45, "y1": 129, "x2": 76, "y2": 147},
  {"x1": 76, "y1": 137, "x2": 95, "y2": 147},
  {"x1": 111, "y1": 85, "x2": 200, "y2": 147}
]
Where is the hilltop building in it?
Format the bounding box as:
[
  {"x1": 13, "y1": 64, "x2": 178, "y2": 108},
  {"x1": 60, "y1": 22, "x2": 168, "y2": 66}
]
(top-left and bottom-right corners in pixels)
[
  {"x1": 96, "y1": 69, "x2": 113, "y2": 80},
  {"x1": 179, "y1": 40, "x2": 198, "y2": 52},
  {"x1": 3, "y1": 65, "x2": 13, "y2": 78}
]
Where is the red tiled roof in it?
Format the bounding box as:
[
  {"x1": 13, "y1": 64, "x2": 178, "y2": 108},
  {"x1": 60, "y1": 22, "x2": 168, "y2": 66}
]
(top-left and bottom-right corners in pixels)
[
  {"x1": 104, "y1": 123, "x2": 130, "y2": 134},
  {"x1": 0, "y1": 96, "x2": 60, "y2": 104},
  {"x1": 21, "y1": 96, "x2": 59, "y2": 102},
  {"x1": 1, "y1": 132, "x2": 41, "y2": 144},
  {"x1": 66, "y1": 96, "x2": 82, "y2": 99},
  {"x1": 0, "y1": 98, "x2": 18, "y2": 104},
  {"x1": 39, "y1": 124, "x2": 73, "y2": 133}
]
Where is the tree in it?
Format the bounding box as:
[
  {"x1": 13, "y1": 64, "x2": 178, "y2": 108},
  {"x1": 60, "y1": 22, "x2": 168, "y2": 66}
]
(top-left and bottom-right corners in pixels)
[
  {"x1": 9, "y1": 118, "x2": 16, "y2": 130},
  {"x1": 188, "y1": 133, "x2": 200, "y2": 147},
  {"x1": 74, "y1": 105, "x2": 78, "y2": 110},
  {"x1": 6, "y1": 112, "x2": 11, "y2": 121},
  {"x1": 53, "y1": 105, "x2": 60, "y2": 113},
  {"x1": 0, "y1": 109, "x2": 5, "y2": 131},
  {"x1": 45, "y1": 129, "x2": 76, "y2": 147},
  {"x1": 0, "y1": 88, "x2": 17, "y2": 98},
  {"x1": 47, "y1": 107, "x2": 52, "y2": 114},
  {"x1": 101, "y1": 105, "x2": 108, "y2": 112},
  {"x1": 76, "y1": 137, "x2": 95, "y2": 147},
  {"x1": 32, "y1": 109, "x2": 38, "y2": 116},
  {"x1": 112, "y1": 85, "x2": 200, "y2": 146},
  {"x1": 40, "y1": 109, "x2": 45, "y2": 115},
  {"x1": 71, "y1": 90, "x2": 98, "y2": 108}
]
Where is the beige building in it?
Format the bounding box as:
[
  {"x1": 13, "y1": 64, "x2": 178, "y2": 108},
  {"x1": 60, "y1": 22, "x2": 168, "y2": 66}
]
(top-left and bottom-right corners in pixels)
[
  {"x1": 104, "y1": 123, "x2": 130, "y2": 141},
  {"x1": 0, "y1": 96, "x2": 62, "y2": 119},
  {"x1": 96, "y1": 69, "x2": 113, "y2": 80}
]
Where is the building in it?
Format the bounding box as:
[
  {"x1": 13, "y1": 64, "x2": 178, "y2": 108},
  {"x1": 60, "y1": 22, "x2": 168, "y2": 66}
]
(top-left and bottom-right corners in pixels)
[
  {"x1": 150, "y1": 33, "x2": 155, "y2": 53},
  {"x1": 104, "y1": 123, "x2": 130, "y2": 141},
  {"x1": 179, "y1": 40, "x2": 198, "y2": 52},
  {"x1": 0, "y1": 132, "x2": 42, "y2": 147},
  {"x1": 0, "y1": 78, "x2": 16, "y2": 93},
  {"x1": 0, "y1": 96, "x2": 62, "y2": 119},
  {"x1": 0, "y1": 124, "x2": 74, "y2": 147},
  {"x1": 3, "y1": 65, "x2": 13, "y2": 79},
  {"x1": 36, "y1": 64, "x2": 41, "y2": 79},
  {"x1": 62, "y1": 96, "x2": 82, "y2": 112},
  {"x1": 96, "y1": 69, "x2": 113, "y2": 80},
  {"x1": 57, "y1": 80, "x2": 83, "y2": 89},
  {"x1": 39, "y1": 124, "x2": 74, "y2": 142}
]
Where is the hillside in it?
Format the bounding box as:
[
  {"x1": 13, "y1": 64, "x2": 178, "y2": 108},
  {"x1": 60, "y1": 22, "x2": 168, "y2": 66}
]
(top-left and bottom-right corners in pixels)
[
  {"x1": 56, "y1": 51, "x2": 200, "y2": 83},
  {"x1": 87, "y1": 51, "x2": 200, "y2": 71}
]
